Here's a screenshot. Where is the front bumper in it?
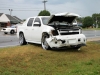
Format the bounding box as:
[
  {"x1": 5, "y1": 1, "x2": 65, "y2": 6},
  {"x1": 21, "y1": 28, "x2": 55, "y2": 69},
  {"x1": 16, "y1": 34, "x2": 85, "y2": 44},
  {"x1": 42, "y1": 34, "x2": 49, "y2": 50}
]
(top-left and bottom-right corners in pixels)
[{"x1": 46, "y1": 34, "x2": 86, "y2": 48}]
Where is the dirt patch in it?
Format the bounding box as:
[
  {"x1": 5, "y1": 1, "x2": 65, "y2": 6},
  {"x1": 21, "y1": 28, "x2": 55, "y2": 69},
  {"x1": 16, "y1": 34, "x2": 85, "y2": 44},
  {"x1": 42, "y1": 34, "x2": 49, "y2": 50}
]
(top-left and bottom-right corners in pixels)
[{"x1": 87, "y1": 37, "x2": 100, "y2": 41}]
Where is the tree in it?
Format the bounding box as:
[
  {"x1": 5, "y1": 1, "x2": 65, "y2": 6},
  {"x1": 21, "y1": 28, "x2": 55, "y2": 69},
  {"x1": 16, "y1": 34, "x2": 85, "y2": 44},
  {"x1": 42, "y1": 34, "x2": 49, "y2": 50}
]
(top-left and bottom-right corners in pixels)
[
  {"x1": 82, "y1": 16, "x2": 93, "y2": 28},
  {"x1": 38, "y1": 10, "x2": 50, "y2": 16},
  {"x1": 92, "y1": 13, "x2": 100, "y2": 28}
]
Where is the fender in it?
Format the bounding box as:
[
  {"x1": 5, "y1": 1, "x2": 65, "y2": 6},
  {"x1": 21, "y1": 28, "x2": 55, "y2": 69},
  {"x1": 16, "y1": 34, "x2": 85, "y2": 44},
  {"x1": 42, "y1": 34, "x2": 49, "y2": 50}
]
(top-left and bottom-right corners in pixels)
[{"x1": 42, "y1": 25, "x2": 55, "y2": 35}]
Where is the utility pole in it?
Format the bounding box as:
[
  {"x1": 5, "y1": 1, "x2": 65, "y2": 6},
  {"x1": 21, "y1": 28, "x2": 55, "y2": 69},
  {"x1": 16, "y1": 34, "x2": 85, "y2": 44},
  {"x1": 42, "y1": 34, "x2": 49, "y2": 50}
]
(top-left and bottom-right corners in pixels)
[
  {"x1": 42, "y1": 0, "x2": 47, "y2": 10},
  {"x1": 9, "y1": 9, "x2": 13, "y2": 16},
  {"x1": 96, "y1": 17, "x2": 98, "y2": 28},
  {"x1": 9, "y1": 9, "x2": 13, "y2": 26}
]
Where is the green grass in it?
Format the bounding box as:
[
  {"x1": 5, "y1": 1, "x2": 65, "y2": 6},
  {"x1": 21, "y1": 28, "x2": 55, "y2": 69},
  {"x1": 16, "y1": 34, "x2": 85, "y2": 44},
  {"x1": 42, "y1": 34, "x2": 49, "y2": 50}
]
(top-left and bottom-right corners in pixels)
[{"x1": 0, "y1": 42, "x2": 100, "y2": 75}]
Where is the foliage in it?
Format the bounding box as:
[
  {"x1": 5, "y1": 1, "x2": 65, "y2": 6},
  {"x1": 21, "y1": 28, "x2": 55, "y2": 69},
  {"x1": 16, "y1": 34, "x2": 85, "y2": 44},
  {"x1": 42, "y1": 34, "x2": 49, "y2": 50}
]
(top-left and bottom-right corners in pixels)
[
  {"x1": 76, "y1": 17, "x2": 84, "y2": 23},
  {"x1": 82, "y1": 16, "x2": 93, "y2": 28},
  {"x1": 92, "y1": 13, "x2": 100, "y2": 28},
  {"x1": 38, "y1": 10, "x2": 50, "y2": 16},
  {"x1": 23, "y1": 19, "x2": 26, "y2": 21},
  {"x1": 0, "y1": 42, "x2": 100, "y2": 75}
]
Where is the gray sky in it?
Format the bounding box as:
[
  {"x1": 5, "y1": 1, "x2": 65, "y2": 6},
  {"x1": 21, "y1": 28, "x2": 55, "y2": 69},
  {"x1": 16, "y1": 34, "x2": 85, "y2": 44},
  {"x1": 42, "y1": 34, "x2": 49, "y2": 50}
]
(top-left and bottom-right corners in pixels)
[{"x1": 0, "y1": 0, "x2": 100, "y2": 19}]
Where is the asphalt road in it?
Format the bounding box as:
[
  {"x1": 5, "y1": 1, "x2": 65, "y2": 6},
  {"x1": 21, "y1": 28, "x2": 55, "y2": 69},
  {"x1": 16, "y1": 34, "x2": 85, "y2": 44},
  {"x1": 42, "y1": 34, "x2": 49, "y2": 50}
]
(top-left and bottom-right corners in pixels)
[
  {"x1": 0, "y1": 32, "x2": 19, "y2": 48},
  {"x1": 83, "y1": 30, "x2": 100, "y2": 38},
  {"x1": 0, "y1": 30, "x2": 100, "y2": 48}
]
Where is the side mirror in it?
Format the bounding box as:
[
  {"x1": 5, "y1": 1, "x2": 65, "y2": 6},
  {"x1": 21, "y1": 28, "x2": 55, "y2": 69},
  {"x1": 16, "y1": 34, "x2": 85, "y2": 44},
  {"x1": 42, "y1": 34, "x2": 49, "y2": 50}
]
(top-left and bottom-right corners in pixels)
[{"x1": 34, "y1": 22, "x2": 41, "y2": 26}]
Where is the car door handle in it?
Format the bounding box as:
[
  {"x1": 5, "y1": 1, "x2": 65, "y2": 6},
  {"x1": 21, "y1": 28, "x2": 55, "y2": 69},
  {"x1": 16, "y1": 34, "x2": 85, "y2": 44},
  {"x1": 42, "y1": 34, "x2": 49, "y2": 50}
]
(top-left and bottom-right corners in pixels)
[
  {"x1": 32, "y1": 29, "x2": 34, "y2": 30},
  {"x1": 25, "y1": 29, "x2": 28, "y2": 30}
]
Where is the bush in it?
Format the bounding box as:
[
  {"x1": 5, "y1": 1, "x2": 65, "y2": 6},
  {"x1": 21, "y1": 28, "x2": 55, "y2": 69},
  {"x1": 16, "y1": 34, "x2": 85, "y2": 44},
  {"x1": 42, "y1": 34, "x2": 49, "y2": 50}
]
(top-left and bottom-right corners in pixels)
[
  {"x1": 38, "y1": 10, "x2": 50, "y2": 16},
  {"x1": 83, "y1": 16, "x2": 93, "y2": 28}
]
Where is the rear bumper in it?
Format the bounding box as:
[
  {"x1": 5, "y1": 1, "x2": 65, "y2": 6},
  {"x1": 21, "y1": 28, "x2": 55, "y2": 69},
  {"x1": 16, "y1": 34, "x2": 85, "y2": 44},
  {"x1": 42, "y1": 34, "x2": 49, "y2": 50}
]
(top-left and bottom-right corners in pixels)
[{"x1": 46, "y1": 34, "x2": 86, "y2": 48}]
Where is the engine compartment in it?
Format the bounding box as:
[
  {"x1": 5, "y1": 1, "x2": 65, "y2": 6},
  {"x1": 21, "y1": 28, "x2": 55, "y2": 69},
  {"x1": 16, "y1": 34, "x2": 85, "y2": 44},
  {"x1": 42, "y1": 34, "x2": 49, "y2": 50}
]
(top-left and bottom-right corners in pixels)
[{"x1": 49, "y1": 24, "x2": 81, "y2": 36}]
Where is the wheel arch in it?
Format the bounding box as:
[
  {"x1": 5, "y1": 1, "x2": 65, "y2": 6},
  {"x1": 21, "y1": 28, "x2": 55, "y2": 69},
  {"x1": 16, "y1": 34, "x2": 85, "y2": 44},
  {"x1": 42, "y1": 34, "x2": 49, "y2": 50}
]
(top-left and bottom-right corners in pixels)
[
  {"x1": 19, "y1": 31, "x2": 24, "y2": 35},
  {"x1": 19, "y1": 31, "x2": 25, "y2": 39},
  {"x1": 42, "y1": 32, "x2": 50, "y2": 38},
  {"x1": 19, "y1": 31, "x2": 27, "y2": 45},
  {"x1": 11, "y1": 29, "x2": 14, "y2": 31},
  {"x1": 41, "y1": 32, "x2": 51, "y2": 50}
]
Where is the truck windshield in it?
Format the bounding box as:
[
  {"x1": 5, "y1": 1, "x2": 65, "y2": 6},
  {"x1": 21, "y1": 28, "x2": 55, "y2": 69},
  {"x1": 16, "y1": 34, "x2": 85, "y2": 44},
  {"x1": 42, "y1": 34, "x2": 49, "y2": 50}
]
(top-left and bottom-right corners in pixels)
[{"x1": 42, "y1": 17, "x2": 50, "y2": 25}]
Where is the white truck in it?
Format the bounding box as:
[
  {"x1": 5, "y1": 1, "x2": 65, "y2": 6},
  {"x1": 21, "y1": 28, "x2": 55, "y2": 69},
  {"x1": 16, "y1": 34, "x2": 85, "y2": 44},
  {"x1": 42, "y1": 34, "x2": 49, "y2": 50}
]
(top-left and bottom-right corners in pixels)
[{"x1": 17, "y1": 12, "x2": 86, "y2": 50}]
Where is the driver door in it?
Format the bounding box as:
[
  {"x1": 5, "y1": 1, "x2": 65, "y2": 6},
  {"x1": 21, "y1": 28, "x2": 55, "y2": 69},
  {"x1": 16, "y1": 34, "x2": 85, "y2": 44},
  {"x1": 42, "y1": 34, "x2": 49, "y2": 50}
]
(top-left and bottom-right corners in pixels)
[{"x1": 32, "y1": 17, "x2": 42, "y2": 43}]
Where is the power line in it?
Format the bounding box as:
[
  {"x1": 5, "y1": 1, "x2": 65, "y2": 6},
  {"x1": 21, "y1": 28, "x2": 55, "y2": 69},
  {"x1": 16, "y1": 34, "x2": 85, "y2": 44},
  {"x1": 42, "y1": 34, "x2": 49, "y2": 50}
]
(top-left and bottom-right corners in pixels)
[
  {"x1": 0, "y1": 9, "x2": 40, "y2": 11},
  {"x1": 14, "y1": 10, "x2": 40, "y2": 11},
  {"x1": 0, "y1": 7, "x2": 42, "y2": 10},
  {"x1": 42, "y1": 0, "x2": 47, "y2": 10}
]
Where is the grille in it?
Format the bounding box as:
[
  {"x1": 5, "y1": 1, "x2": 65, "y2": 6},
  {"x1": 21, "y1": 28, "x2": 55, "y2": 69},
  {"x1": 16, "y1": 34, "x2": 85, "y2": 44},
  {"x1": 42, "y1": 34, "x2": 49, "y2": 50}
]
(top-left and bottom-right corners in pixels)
[{"x1": 60, "y1": 32, "x2": 79, "y2": 35}]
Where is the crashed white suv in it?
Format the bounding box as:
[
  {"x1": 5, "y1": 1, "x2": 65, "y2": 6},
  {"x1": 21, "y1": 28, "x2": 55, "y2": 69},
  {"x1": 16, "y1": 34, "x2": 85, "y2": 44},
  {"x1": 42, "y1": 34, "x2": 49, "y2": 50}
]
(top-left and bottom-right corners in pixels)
[{"x1": 17, "y1": 12, "x2": 86, "y2": 50}]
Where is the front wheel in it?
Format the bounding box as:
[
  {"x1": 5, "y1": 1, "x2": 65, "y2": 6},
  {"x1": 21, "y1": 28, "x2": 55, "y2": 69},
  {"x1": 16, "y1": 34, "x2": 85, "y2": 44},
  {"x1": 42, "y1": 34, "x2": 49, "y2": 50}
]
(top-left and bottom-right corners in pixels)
[
  {"x1": 19, "y1": 33, "x2": 27, "y2": 45},
  {"x1": 41, "y1": 34, "x2": 51, "y2": 50}
]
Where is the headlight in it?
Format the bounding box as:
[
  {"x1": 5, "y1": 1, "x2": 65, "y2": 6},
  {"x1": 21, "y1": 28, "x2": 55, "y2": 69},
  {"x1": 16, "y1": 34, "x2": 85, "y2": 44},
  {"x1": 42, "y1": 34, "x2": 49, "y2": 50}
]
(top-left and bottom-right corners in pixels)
[{"x1": 50, "y1": 30, "x2": 58, "y2": 36}]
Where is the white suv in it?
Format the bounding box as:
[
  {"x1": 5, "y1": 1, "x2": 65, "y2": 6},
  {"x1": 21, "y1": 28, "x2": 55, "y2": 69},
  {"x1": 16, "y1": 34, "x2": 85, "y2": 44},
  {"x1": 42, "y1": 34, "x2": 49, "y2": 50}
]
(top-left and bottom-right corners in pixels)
[{"x1": 17, "y1": 12, "x2": 86, "y2": 50}]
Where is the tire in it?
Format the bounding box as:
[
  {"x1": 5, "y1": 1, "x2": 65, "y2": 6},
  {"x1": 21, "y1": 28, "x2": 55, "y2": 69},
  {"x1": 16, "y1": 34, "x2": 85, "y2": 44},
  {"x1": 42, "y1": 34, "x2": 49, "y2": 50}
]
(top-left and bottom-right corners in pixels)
[
  {"x1": 19, "y1": 33, "x2": 27, "y2": 45},
  {"x1": 41, "y1": 34, "x2": 51, "y2": 50},
  {"x1": 4, "y1": 32, "x2": 8, "y2": 34},
  {"x1": 10, "y1": 30, "x2": 15, "y2": 34}
]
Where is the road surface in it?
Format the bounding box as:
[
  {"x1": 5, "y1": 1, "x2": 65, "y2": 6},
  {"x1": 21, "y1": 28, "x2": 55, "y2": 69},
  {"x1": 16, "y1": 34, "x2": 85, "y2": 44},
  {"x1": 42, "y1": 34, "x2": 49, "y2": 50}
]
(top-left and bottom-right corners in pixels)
[
  {"x1": 0, "y1": 30, "x2": 100, "y2": 48},
  {"x1": 0, "y1": 32, "x2": 19, "y2": 48}
]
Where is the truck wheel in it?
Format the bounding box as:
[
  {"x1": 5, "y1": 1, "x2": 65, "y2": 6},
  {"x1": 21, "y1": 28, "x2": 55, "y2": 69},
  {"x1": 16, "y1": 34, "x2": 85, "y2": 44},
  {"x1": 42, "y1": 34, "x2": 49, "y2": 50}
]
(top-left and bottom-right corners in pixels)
[
  {"x1": 41, "y1": 34, "x2": 51, "y2": 50},
  {"x1": 19, "y1": 33, "x2": 27, "y2": 45},
  {"x1": 10, "y1": 30, "x2": 15, "y2": 34}
]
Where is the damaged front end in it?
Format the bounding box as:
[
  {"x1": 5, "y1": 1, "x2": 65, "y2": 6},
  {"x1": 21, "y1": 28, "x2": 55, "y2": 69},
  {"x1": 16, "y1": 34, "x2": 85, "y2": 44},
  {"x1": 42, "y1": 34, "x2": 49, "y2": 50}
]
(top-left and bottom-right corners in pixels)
[
  {"x1": 43, "y1": 12, "x2": 86, "y2": 49},
  {"x1": 46, "y1": 33, "x2": 86, "y2": 48}
]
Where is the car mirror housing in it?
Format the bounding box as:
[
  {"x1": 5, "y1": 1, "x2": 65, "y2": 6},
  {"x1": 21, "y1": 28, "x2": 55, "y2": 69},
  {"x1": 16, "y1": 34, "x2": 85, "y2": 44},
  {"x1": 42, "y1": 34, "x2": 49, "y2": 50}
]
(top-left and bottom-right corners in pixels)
[{"x1": 34, "y1": 22, "x2": 41, "y2": 26}]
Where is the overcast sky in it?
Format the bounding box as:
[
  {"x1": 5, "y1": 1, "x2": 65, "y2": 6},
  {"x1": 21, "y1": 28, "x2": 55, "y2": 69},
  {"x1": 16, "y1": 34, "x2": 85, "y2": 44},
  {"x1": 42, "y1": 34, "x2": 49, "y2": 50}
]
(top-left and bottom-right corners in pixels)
[{"x1": 0, "y1": 0, "x2": 100, "y2": 19}]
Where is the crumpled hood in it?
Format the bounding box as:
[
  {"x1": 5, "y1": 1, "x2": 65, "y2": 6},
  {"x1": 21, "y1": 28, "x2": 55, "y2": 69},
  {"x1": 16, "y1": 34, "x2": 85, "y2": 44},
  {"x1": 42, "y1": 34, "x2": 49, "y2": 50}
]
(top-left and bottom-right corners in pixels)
[{"x1": 48, "y1": 12, "x2": 81, "y2": 24}]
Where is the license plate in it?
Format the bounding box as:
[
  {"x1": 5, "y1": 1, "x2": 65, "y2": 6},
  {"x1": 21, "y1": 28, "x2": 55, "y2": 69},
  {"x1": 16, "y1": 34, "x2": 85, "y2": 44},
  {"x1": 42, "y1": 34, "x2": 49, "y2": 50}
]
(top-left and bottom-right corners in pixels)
[{"x1": 68, "y1": 39, "x2": 76, "y2": 44}]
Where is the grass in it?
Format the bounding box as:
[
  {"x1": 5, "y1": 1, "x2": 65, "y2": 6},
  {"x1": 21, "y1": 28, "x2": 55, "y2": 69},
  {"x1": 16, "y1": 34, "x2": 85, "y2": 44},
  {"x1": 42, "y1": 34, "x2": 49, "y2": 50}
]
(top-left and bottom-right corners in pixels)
[{"x1": 0, "y1": 42, "x2": 100, "y2": 75}]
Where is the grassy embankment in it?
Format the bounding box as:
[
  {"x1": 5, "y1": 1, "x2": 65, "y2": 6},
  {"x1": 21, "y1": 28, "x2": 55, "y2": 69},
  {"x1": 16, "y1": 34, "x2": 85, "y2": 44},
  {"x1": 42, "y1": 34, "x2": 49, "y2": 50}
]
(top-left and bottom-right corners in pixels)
[{"x1": 0, "y1": 42, "x2": 100, "y2": 75}]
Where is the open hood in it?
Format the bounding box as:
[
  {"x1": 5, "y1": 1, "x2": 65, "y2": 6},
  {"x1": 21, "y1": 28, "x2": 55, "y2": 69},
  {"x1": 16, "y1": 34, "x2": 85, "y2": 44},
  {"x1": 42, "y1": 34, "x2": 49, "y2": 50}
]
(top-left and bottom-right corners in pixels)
[{"x1": 48, "y1": 12, "x2": 81, "y2": 24}]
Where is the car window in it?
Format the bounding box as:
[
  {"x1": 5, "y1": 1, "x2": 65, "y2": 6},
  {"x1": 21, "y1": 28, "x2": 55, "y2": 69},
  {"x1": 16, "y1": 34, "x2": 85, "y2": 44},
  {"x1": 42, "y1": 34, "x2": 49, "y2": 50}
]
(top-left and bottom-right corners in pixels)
[
  {"x1": 34, "y1": 18, "x2": 41, "y2": 26},
  {"x1": 10, "y1": 25, "x2": 17, "y2": 28},
  {"x1": 27, "y1": 18, "x2": 34, "y2": 26}
]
